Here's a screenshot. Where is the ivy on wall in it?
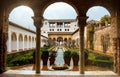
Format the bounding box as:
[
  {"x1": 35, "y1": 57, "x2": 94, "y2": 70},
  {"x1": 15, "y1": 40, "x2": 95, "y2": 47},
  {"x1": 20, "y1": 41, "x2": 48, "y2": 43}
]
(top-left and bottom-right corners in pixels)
[
  {"x1": 87, "y1": 23, "x2": 95, "y2": 50},
  {"x1": 101, "y1": 34, "x2": 110, "y2": 53}
]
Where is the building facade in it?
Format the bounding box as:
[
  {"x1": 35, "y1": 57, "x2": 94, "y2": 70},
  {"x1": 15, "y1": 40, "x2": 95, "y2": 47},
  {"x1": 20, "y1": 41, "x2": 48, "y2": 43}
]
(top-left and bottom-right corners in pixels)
[
  {"x1": 7, "y1": 22, "x2": 48, "y2": 53},
  {"x1": 0, "y1": 1, "x2": 120, "y2": 74},
  {"x1": 42, "y1": 19, "x2": 79, "y2": 46}
]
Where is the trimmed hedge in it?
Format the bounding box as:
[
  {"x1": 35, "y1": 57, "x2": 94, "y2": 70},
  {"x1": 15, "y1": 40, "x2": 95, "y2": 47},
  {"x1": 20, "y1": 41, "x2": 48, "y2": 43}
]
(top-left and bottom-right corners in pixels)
[
  {"x1": 7, "y1": 46, "x2": 50, "y2": 67},
  {"x1": 87, "y1": 51, "x2": 114, "y2": 69},
  {"x1": 88, "y1": 59, "x2": 113, "y2": 69},
  {"x1": 7, "y1": 50, "x2": 34, "y2": 67}
]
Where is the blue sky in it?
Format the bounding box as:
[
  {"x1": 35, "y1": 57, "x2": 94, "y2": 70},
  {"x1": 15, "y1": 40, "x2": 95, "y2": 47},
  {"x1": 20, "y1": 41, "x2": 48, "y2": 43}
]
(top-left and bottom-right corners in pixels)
[{"x1": 9, "y1": 2, "x2": 110, "y2": 31}]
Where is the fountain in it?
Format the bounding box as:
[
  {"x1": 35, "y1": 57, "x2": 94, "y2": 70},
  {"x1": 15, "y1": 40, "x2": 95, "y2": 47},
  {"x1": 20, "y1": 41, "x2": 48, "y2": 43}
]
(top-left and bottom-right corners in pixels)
[{"x1": 49, "y1": 46, "x2": 71, "y2": 70}]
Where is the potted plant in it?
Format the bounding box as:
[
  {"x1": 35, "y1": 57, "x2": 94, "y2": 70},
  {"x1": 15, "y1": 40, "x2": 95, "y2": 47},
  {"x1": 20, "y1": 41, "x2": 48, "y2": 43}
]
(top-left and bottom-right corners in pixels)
[
  {"x1": 49, "y1": 50, "x2": 56, "y2": 65},
  {"x1": 64, "y1": 50, "x2": 71, "y2": 66},
  {"x1": 72, "y1": 51, "x2": 79, "y2": 66},
  {"x1": 41, "y1": 47, "x2": 49, "y2": 65}
]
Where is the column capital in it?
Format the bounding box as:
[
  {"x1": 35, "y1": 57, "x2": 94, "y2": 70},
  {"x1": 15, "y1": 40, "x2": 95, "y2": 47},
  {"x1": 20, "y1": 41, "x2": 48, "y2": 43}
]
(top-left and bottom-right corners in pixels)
[
  {"x1": 77, "y1": 15, "x2": 88, "y2": 27},
  {"x1": 32, "y1": 16, "x2": 44, "y2": 28},
  {"x1": 77, "y1": 15, "x2": 88, "y2": 20}
]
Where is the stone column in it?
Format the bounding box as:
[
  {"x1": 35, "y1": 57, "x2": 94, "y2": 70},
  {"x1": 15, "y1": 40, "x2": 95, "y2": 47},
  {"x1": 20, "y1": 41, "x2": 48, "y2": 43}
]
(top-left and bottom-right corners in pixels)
[
  {"x1": 0, "y1": 9, "x2": 9, "y2": 73},
  {"x1": 0, "y1": 12, "x2": 4, "y2": 74},
  {"x1": 77, "y1": 16, "x2": 87, "y2": 74},
  {"x1": 33, "y1": 16, "x2": 43, "y2": 74},
  {"x1": 16, "y1": 33, "x2": 19, "y2": 51},
  {"x1": 111, "y1": 10, "x2": 120, "y2": 75},
  {"x1": 112, "y1": 38, "x2": 120, "y2": 75}
]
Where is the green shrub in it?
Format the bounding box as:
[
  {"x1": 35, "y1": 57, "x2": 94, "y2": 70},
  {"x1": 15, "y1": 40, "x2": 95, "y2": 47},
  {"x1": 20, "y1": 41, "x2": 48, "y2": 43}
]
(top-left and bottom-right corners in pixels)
[
  {"x1": 7, "y1": 50, "x2": 34, "y2": 67},
  {"x1": 64, "y1": 50, "x2": 71, "y2": 58},
  {"x1": 71, "y1": 51, "x2": 79, "y2": 58},
  {"x1": 87, "y1": 50, "x2": 113, "y2": 69},
  {"x1": 88, "y1": 59, "x2": 113, "y2": 69},
  {"x1": 95, "y1": 54, "x2": 113, "y2": 61},
  {"x1": 41, "y1": 47, "x2": 49, "y2": 59}
]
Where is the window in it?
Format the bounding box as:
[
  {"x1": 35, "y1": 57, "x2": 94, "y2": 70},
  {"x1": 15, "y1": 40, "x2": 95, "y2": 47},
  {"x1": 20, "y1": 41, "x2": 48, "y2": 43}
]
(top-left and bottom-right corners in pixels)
[
  {"x1": 65, "y1": 29, "x2": 66, "y2": 31},
  {"x1": 57, "y1": 22, "x2": 63, "y2": 28},
  {"x1": 64, "y1": 22, "x2": 70, "y2": 27},
  {"x1": 60, "y1": 29, "x2": 62, "y2": 31},
  {"x1": 65, "y1": 29, "x2": 69, "y2": 31},
  {"x1": 49, "y1": 22, "x2": 55, "y2": 28},
  {"x1": 68, "y1": 29, "x2": 69, "y2": 31}
]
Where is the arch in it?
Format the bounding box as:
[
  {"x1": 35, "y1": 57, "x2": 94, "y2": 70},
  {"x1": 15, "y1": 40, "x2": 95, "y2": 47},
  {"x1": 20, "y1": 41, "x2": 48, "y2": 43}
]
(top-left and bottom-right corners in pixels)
[
  {"x1": 86, "y1": 1, "x2": 114, "y2": 16},
  {"x1": 11, "y1": 32, "x2": 17, "y2": 52},
  {"x1": 7, "y1": 1, "x2": 35, "y2": 15},
  {"x1": 64, "y1": 38, "x2": 67, "y2": 41},
  {"x1": 86, "y1": 6, "x2": 111, "y2": 21},
  {"x1": 57, "y1": 37, "x2": 63, "y2": 45},
  {"x1": 53, "y1": 38, "x2": 56, "y2": 41},
  {"x1": 29, "y1": 36, "x2": 32, "y2": 49},
  {"x1": 57, "y1": 37, "x2": 63, "y2": 42},
  {"x1": 19, "y1": 34, "x2": 23, "y2": 41},
  {"x1": 11, "y1": 32, "x2": 17, "y2": 41},
  {"x1": 32, "y1": 37, "x2": 34, "y2": 48},
  {"x1": 24, "y1": 35, "x2": 28, "y2": 49},
  {"x1": 42, "y1": 1, "x2": 79, "y2": 17},
  {"x1": 9, "y1": 5, "x2": 35, "y2": 30},
  {"x1": 34, "y1": 37, "x2": 36, "y2": 48},
  {"x1": 19, "y1": 34, "x2": 23, "y2": 50}
]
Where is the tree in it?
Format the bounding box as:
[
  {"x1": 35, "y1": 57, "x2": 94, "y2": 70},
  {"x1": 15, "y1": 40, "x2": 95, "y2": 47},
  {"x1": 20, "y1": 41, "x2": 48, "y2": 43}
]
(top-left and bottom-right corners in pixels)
[{"x1": 100, "y1": 15, "x2": 111, "y2": 26}]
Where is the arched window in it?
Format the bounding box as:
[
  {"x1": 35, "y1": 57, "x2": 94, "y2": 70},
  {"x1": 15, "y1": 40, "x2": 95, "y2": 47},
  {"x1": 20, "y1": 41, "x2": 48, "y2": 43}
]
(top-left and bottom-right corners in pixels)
[
  {"x1": 11, "y1": 32, "x2": 17, "y2": 52},
  {"x1": 19, "y1": 34, "x2": 23, "y2": 50},
  {"x1": 24, "y1": 35, "x2": 28, "y2": 49},
  {"x1": 29, "y1": 36, "x2": 32, "y2": 49}
]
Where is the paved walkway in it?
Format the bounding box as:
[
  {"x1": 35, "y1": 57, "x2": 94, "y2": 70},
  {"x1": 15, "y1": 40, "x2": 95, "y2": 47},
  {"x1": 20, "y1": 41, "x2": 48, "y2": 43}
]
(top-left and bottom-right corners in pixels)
[{"x1": 4, "y1": 70, "x2": 117, "y2": 75}]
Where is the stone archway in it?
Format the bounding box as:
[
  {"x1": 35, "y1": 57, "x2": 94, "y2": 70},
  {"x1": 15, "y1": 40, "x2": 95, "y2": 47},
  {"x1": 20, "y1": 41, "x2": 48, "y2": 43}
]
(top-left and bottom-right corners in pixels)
[
  {"x1": 24, "y1": 35, "x2": 28, "y2": 50},
  {"x1": 0, "y1": 4, "x2": 35, "y2": 74},
  {"x1": 57, "y1": 37, "x2": 63, "y2": 46},
  {"x1": 0, "y1": 0, "x2": 119, "y2": 75},
  {"x1": 11, "y1": 32, "x2": 17, "y2": 52},
  {"x1": 19, "y1": 34, "x2": 23, "y2": 51}
]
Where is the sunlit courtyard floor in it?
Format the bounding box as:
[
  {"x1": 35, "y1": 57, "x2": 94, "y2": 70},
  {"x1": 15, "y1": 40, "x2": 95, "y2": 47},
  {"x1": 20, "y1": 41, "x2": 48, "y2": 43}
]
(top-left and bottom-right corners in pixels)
[
  {"x1": 4, "y1": 70, "x2": 116, "y2": 75},
  {"x1": 1, "y1": 64, "x2": 119, "y2": 77},
  {"x1": 6, "y1": 64, "x2": 111, "y2": 71}
]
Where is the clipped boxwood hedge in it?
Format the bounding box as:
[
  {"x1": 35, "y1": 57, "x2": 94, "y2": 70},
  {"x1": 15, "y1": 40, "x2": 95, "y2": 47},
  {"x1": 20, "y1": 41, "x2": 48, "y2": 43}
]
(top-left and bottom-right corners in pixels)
[
  {"x1": 7, "y1": 46, "x2": 50, "y2": 67},
  {"x1": 87, "y1": 51, "x2": 113, "y2": 69},
  {"x1": 7, "y1": 50, "x2": 34, "y2": 67},
  {"x1": 88, "y1": 59, "x2": 113, "y2": 69}
]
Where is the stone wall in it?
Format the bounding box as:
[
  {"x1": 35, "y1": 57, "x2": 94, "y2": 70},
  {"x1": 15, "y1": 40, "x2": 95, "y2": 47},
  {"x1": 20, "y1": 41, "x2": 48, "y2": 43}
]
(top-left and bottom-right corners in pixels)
[{"x1": 94, "y1": 26, "x2": 114, "y2": 55}]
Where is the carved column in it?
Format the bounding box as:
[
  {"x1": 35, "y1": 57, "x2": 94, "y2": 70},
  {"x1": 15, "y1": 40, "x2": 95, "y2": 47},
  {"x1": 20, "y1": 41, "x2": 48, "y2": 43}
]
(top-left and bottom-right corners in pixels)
[
  {"x1": 116, "y1": 10, "x2": 120, "y2": 75},
  {"x1": 77, "y1": 16, "x2": 87, "y2": 74},
  {"x1": 112, "y1": 38, "x2": 118, "y2": 73},
  {"x1": 0, "y1": 9, "x2": 9, "y2": 74},
  {"x1": 33, "y1": 16, "x2": 43, "y2": 74},
  {"x1": 0, "y1": 10, "x2": 4, "y2": 74},
  {"x1": 111, "y1": 9, "x2": 120, "y2": 75},
  {"x1": 113, "y1": 38, "x2": 120, "y2": 75}
]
